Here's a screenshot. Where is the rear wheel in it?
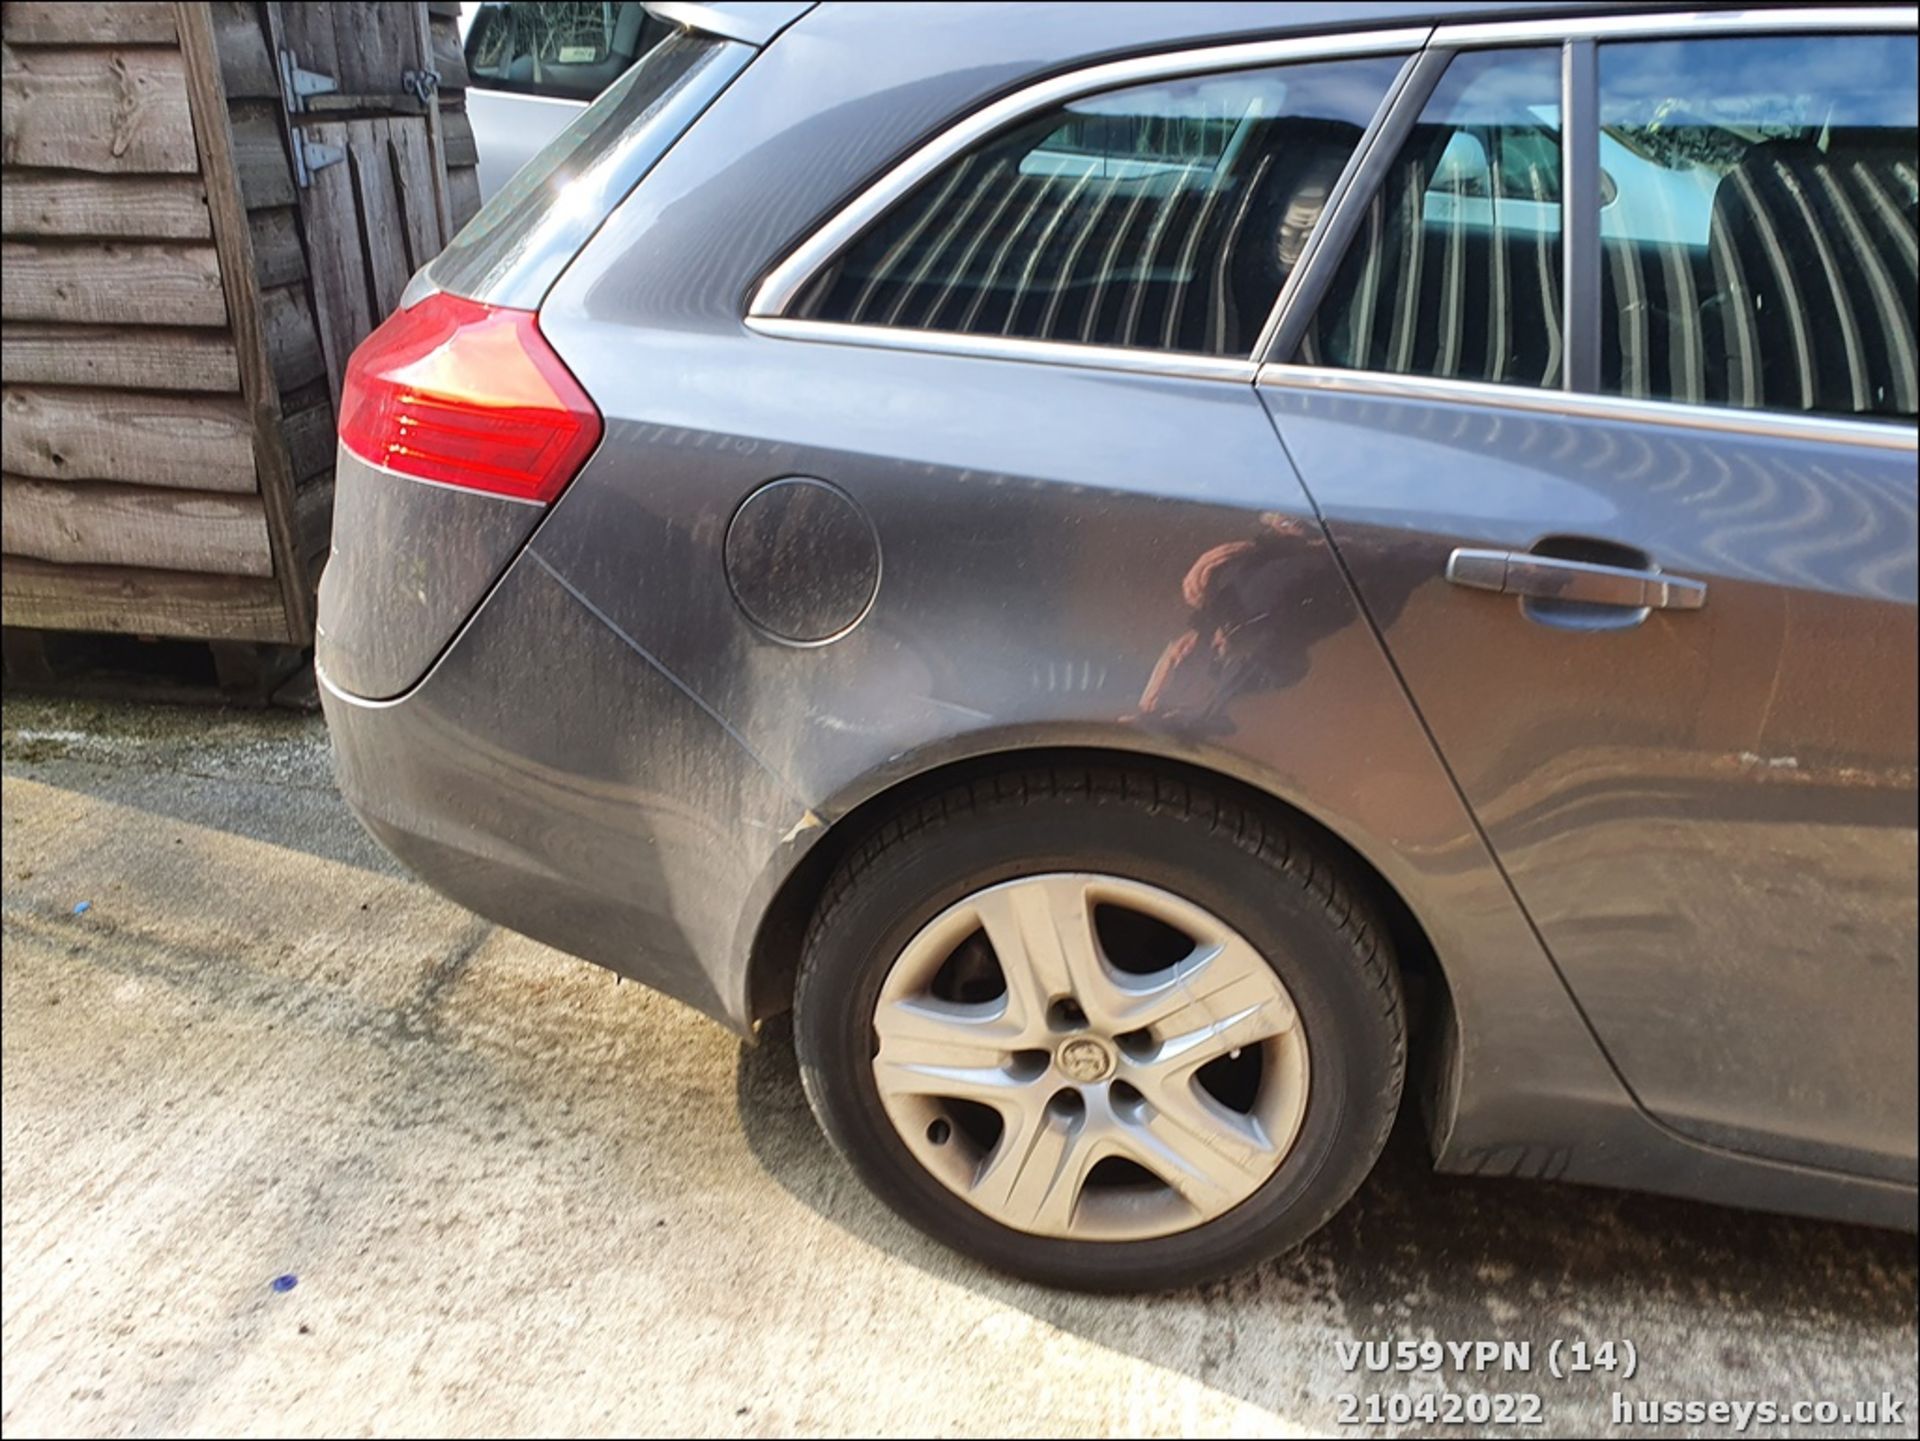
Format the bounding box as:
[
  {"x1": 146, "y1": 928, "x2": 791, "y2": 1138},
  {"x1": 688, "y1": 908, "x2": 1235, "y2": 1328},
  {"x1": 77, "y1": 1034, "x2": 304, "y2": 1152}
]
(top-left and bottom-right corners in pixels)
[{"x1": 793, "y1": 767, "x2": 1405, "y2": 1291}]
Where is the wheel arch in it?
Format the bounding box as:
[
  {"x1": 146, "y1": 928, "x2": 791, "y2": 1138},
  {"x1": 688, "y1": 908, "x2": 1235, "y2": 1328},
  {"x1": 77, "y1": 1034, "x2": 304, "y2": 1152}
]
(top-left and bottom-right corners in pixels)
[{"x1": 744, "y1": 742, "x2": 1456, "y2": 1081}]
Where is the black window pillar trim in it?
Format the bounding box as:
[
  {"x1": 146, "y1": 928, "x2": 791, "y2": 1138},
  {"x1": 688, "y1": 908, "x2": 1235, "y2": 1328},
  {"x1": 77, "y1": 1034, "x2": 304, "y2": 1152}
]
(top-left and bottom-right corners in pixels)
[
  {"x1": 1259, "y1": 45, "x2": 1456, "y2": 367},
  {"x1": 1266, "y1": 36, "x2": 1609, "y2": 385},
  {"x1": 1561, "y1": 37, "x2": 1601, "y2": 394}
]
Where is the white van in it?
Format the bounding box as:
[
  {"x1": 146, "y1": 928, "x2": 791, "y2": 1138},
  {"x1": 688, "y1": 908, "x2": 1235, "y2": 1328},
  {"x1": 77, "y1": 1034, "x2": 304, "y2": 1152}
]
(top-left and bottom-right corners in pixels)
[{"x1": 459, "y1": 1, "x2": 670, "y2": 199}]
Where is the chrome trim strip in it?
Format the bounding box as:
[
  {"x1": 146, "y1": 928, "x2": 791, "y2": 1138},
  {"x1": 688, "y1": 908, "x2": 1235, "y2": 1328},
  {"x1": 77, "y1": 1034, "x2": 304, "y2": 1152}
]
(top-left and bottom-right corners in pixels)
[
  {"x1": 748, "y1": 26, "x2": 1434, "y2": 318},
  {"x1": 315, "y1": 659, "x2": 409, "y2": 711},
  {"x1": 1256, "y1": 364, "x2": 1920, "y2": 451},
  {"x1": 1561, "y1": 38, "x2": 1601, "y2": 393},
  {"x1": 1434, "y1": 6, "x2": 1916, "y2": 46},
  {"x1": 643, "y1": 1, "x2": 814, "y2": 48},
  {"x1": 746, "y1": 315, "x2": 1259, "y2": 382}
]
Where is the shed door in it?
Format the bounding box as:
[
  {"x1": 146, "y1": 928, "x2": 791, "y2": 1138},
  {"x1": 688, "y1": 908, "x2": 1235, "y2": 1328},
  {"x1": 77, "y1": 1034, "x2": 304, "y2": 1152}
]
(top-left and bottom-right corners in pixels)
[{"x1": 272, "y1": 2, "x2": 453, "y2": 408}]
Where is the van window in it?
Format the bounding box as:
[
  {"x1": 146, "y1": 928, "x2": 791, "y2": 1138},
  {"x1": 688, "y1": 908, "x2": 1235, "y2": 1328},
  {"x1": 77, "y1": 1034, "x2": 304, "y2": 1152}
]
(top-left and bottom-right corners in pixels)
[
  {"x1": 465, "y1": 1, "x2": 662, "y2": 103},
  {"x1": 1597, "y1": 33, "x2": 1918, "y2": 419},
  {"x1": 791, "y1": 55, "x2": 1405, "y2": 357}
]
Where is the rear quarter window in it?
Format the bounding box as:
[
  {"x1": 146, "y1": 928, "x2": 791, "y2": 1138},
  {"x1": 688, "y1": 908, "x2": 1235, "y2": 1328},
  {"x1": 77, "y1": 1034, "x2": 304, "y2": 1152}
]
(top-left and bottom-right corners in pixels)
[
  {"x1": 790, "y1": 54, "x2": 1405, "y2": 358},
  {"x1": 430, "y1": 26, "x2": 750, "y2": 309}
]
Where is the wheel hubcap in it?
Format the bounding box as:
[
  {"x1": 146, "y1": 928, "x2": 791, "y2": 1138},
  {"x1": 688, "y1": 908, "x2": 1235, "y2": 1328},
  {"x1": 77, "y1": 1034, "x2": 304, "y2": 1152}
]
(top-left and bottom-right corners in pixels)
[
  {"x1": 870, "y1": 872, "x2": 1310, "y2": 1241},
  {"x1": 1055, "y1": 1036, "x2": 1115, "y2": 1083}
]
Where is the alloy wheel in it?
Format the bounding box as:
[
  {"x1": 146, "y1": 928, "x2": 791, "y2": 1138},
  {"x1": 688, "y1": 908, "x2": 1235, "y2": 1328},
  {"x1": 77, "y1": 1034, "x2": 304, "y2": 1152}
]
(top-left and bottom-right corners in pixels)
[{"x1": 869, "y1": 872, "x2": 1310, "y2": 1241}]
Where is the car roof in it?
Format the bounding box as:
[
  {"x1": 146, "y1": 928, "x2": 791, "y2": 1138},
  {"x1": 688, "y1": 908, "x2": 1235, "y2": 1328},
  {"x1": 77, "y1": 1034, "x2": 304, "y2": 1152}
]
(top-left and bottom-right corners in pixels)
[
  {"x1": 798, "y1": 1, "x2": 1691, "y2": 47},
  {"x1": 665, "y1": 2, "x2": 1707, "y2": 53}
]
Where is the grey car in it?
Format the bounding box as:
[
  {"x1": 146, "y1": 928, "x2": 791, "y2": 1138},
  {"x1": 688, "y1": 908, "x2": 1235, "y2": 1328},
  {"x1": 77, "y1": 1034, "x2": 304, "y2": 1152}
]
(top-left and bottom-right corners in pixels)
[{"x1": 317, "y1": 1, "x2": 1919, "y2": 1289}]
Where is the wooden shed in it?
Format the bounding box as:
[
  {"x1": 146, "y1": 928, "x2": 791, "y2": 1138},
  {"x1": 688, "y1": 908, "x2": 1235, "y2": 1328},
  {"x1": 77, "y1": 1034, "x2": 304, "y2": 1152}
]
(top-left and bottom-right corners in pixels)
[{"x1": 1, "y1": 0, "x2": 481, "y2": 678}]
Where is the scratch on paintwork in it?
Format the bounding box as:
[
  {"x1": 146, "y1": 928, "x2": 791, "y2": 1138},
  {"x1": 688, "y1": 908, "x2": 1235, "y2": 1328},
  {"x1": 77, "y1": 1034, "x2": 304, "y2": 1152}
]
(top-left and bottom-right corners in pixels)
[
  {"x1": 523, "y1": 548, "x2": 802, "y2": 802},
  {"x1": 922, "y1": 695, "x2": 993, "y2": 721},
  {"x1": 780, "y1": 809, "x2": 824, "y2": 845},
  {"x1": 1713, "y1": 751, "x2": 1912, "y2": 787}
]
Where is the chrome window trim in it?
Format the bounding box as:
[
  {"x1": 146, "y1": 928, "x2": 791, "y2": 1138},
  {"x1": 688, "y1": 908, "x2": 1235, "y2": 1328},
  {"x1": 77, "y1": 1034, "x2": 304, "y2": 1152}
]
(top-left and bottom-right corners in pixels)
[
  {"x1": 1257, "y1": 364, "x2": 1920, "y2": 452},
  {"x1": 643, "y1": 2, "x2": 813, "y2": 48},
  {"x1": 1561, "y1": 37, "x2": 1600, "y2": 393},
  {"x1": 1433, "y1": 6, "x2": 1917, "y2": 47},
  {"x1": 747, "y1": 26, "x2": 1434, "y2": 321},
  {"x1": 746, "y1": 6, "x2": 1916, "y2": 388},
  {"x1": 745, "y1": 315, "x2": 1258, "y2": 382}
]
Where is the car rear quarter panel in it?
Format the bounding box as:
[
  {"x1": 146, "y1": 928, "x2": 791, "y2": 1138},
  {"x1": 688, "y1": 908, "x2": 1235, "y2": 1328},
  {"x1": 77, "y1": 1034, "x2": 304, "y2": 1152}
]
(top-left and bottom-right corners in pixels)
[{"x1": 515, "y1": 0, "x2": 1652, "y2": 1197}]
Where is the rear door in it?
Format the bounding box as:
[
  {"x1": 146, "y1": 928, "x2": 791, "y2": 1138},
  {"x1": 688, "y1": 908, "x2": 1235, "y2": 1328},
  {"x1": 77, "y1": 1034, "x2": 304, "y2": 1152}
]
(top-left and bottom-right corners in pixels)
[{"x1": 1261, "y1": 22, "x2": 1919, "y2": 1180}]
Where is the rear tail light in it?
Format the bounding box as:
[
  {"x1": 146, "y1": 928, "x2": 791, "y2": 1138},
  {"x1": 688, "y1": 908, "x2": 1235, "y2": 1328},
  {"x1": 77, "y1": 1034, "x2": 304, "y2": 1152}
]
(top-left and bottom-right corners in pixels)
[{"x1": 337, "y1": 291, "x2": 601, "y2": 504}]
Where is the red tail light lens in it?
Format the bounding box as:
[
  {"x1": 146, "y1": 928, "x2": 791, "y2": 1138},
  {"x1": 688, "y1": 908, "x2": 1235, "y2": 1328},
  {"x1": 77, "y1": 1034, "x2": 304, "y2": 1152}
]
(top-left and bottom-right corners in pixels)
[{"x1": 338, "y1": 291, "x2": 601, "y2": 503}]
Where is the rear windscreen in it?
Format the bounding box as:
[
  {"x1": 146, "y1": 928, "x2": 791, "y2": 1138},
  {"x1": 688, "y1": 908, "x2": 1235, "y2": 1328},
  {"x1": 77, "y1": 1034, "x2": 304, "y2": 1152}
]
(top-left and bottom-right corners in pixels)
[{"x1": 429, "y1": 27, "x2": 750, "y2": 309}]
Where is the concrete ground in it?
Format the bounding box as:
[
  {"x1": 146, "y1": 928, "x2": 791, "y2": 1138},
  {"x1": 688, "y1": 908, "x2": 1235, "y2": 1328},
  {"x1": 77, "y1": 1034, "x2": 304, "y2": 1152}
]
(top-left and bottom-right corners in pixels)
[{"x1": 1, "y1": 693, "x2": 1913, "y2": 1439}]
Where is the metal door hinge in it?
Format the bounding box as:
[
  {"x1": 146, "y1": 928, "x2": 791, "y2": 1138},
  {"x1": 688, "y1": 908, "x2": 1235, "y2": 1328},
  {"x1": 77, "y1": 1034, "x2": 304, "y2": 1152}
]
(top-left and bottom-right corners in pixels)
[
  {"x1": 278, "y1": 48, "x2": 338, "y2": 113},
  {"x1": 279, "y1": 45, "x2": 343, "y2": 189},
  {"x1": 297, "y1": 138, "x2": 346, "y2": 187}
]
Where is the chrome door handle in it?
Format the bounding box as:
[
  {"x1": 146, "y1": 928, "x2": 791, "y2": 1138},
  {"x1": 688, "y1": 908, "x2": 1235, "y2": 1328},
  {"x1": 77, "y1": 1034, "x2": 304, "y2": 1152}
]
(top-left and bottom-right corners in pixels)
[{"x1": 1446, "y1": 548, "x2": 1706, "y2": 610}]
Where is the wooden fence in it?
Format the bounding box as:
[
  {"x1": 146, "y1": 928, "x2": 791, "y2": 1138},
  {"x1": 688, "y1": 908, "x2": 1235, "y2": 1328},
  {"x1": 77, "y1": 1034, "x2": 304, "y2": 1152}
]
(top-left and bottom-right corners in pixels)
[{"x1": 1, "y1": 0, "x2": 481, "y2": 657}]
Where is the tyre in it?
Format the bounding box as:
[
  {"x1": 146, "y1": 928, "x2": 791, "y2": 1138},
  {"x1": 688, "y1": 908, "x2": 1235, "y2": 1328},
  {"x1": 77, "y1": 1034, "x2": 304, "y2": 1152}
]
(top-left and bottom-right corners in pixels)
[{"x1": 792, "y1": 766, "x2": 1405, "y2": 1291}]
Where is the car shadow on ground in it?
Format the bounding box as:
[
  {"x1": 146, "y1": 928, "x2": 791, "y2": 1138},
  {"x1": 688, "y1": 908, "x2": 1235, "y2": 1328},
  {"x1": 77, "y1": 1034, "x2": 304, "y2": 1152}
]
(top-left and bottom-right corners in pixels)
[{"x1": 736, "y1": 1016, "x2": 1917, "y2": 1421}]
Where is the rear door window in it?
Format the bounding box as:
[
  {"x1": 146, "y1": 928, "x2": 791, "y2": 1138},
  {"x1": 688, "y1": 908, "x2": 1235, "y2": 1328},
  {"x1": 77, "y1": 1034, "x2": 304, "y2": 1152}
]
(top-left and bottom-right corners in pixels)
[
  {"x1": 1596, "y1": 33, "x2": 1918, "y2": 419},
  {"x1": 1300, "y1": 47, "x2": 1567, "y2": 389},
  {"x1": 791, "y1": 55, "x2": 1406, "y2": 357},
  {"x1": 465, "y1": 1, "x2": 663, "y2": 102}
]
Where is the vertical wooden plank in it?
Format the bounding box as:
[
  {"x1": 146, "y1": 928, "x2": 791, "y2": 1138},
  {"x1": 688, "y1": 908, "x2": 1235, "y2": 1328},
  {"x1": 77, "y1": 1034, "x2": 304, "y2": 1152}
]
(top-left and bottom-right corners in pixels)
[
  {"x1": 428, "y1": 12, "x2": 468, "y2": 90},
  {"x1": 349, "y1": 118, "x2": 410, "y2": 319},
  {"x1": 334, "y1": 0, "x2": 422, "y2": 96},
  {"x1": 175, "y1": 1, "x2": 307, "y2": 643},
  {"x1": 412, "y1": 2, "x2": 453, "y2": 243},
  {"x1": 274, "y1": 0, "x2": 340, "y2": 93},
  {"x1": 388, "y1": 118, "x2": 443, "y2": 271},
  {"x1": 300, "y1": 117, "x2": 374, "y2": 415}
]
